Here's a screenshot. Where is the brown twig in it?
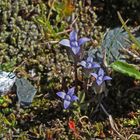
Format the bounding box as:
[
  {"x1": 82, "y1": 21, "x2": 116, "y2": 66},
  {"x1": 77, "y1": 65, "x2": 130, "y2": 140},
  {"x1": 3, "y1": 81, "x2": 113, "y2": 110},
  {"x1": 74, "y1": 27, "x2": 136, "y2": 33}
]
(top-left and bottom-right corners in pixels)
[
  {"x1": 128, "y1": 134, "x2": 140, "y2": 140},
  {"x1": 56, "y1": 29, "x2": 72, "y2": 35},
  {"x1": 71, "y1": 17, "x2": 78, "y2": 28},
  {"x1": 12, "y1": 59, "x2": 27, "y2": 73}
]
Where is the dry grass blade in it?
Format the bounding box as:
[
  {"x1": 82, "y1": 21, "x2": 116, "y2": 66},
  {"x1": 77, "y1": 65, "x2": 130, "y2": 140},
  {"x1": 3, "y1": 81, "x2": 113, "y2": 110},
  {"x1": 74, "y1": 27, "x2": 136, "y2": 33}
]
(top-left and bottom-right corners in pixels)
[{"x1": 100, "y1": 103, "x2": 127, "y2": 140}]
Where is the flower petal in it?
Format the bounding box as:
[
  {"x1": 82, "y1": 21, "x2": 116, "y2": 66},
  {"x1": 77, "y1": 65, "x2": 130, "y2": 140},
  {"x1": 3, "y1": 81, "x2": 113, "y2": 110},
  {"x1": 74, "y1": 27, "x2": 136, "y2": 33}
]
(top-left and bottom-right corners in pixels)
[
  {"x1": 103, "y1": 76, "x2": 112, "y2": 81},
  {"x1": 91, "y1": 73, "x2": 98, "y2": 79},
  {"x1": 78, "y1": 37, "x2": 90, "y2": 46},
  {"x1": 71, "y1": 46, "x2": 80, "y2": 55},
  {"x1": 56, "y1": 92, "x2": 66, "y2": 99},
  {"x1": 71, "y1": 95, "x2": 78, "y2": 101},
  {"x1": 96, "y1": 78, "x2": 103, "y2": 86},
  {"x1": 86, "y1": 62, "x2": 92, "y2": 69},
  {"x1": 80, "y1": 61, "x2": 86, "y2": 68},
  {"x1": 64, "y1": 100, "x2": 71, "y2": 109},
  {"x1": 70, "y1": 30, "x2": 77, "y2": 41},
  {"x1": 59, "y1": 39, "x2": 70, "y2": 47},
  {"x1": 92, "y1": 63, "x2": 100, "y2": 68},
  {"x1": 98, "y1": 68, "x2": 104, "y2": 76},
  {"x1": 70, "y1": 41, "x2": 79, "y2": 48},
  {"x1": 87, "y1": 56, "x2": 93, "y2": 63},
  {"x1": 67, "y1": 87, "x2": 75, "y2": 96}
]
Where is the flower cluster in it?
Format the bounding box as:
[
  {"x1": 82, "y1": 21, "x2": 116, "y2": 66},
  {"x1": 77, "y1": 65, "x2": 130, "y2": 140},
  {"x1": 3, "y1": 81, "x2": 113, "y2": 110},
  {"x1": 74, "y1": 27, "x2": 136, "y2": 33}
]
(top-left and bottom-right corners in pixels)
[
  {"x1": 57, "y1": 30, "x2": 112, "y2": 109},
  {"x1": 80, "y1": 56, "x2": 112, "y2": 85}
]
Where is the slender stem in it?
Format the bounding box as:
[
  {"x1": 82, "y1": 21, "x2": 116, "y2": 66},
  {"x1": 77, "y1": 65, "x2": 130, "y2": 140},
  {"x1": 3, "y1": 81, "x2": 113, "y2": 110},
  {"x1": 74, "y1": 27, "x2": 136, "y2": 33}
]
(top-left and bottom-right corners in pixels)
[
  {"x1": 74, "y1": 56, "x2": 78, "y2": 93},
  {"x1": 84, "y1": 76, "x2": 88, "y2": 94},
  {"x1": 100, "y1": 103, "x2": 126, "y2": 140},
  {"x1": 47, "y1": 0, "x2": 56, "y2": 20},
  {"x1": 56, "y1": 29, "x2": 71, "y2": 35}
]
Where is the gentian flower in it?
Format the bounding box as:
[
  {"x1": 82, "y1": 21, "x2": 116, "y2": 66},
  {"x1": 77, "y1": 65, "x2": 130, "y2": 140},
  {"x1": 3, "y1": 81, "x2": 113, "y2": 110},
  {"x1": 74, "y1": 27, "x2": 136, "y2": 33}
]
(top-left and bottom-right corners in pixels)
[
  {"x1": 56, "y1": 87, "x2": 78, "y2": 109},
  {"x1": 80, "y1": 56, "x2": 100, "y2": 69},
  {"x1": 59, "y1": 30, "x2": 90, "y2": 55},
  {"x1": 91, "y1": 68, "x2": 112, "y2": 86}
]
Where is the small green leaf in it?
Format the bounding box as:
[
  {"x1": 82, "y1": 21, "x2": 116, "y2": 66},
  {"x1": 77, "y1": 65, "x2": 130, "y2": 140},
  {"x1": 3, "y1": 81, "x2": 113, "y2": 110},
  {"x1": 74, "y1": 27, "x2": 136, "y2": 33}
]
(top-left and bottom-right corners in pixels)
[
  {"x1": 36, "y1": 18, "x2": 46, "y2": 26},
  {"x1": 0, "y1": 98, "x2": 4, "y2": 104},
  {"x1": 111, "y1": 61, "x2": 140, "y2": 79},
  {"x1": 78, "y1": 92, "x2": 85, "y2": 104}
]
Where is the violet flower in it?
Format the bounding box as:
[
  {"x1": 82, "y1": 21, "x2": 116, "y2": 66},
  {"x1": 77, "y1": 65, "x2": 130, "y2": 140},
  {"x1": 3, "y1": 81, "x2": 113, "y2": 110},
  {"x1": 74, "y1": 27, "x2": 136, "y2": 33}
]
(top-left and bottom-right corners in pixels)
[
  {"x1": 59, "y1": 30, "x2": 90, "y2": 55},
  {"x1": 56, "y1": 87, "x2": 78, "y2": 109},
  {"x1": 91, "y1": 68, "x2": 112, "y2": 86},
  {"x1": 80, "y1": 56, "x2": 100, "y2": 69}
]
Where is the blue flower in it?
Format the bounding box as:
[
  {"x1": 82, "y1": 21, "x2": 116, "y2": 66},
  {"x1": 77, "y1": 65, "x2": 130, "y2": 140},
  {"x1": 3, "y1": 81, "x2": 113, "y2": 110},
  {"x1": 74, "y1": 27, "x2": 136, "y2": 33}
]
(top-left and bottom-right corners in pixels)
[
  {"x1": 91, "y1": 68, "x2": 112, "y2": 86},
  {"x1": 56, "y1": 87, "x2": 78, "y2": 109},
  {"x1": 80, "y1": 56, "x2": 100, "y2": 69},
  {"x1": 59, "y1": 30, "x2": 90, "y2": 55}
]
